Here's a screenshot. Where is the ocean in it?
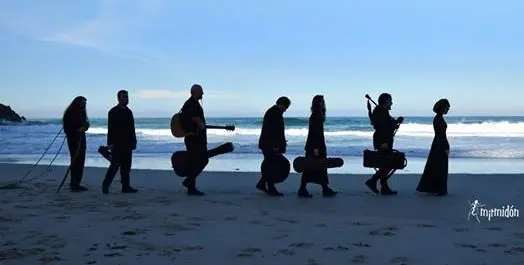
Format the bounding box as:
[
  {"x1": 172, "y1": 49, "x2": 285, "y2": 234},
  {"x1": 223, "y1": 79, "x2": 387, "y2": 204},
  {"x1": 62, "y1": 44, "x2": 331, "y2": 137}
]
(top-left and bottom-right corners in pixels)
[{"x1": 1, "y1": 116, "x2": 524, "y2": 175}]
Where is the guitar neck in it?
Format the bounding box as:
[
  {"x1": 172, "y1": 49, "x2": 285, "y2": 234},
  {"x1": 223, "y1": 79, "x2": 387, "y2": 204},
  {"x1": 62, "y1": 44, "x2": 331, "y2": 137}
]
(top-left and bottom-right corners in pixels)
[{"x1": 205, "y1": 125, "x2": 228, "y2": 129}]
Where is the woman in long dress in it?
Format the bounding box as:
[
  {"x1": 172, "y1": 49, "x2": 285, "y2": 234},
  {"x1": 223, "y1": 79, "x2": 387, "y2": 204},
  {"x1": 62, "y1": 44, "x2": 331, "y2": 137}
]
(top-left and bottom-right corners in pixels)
[
  {"x1": 298, "y1": 95, "x2": 337, "y2": 198},
  {"x1": 416, "y1": 99, "x2": 451, "y2": 196}
]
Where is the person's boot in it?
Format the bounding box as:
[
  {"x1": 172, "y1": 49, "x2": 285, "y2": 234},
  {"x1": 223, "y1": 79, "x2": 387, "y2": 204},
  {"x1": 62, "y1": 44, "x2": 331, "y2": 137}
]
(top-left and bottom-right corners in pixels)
[
  {"x1": 256, "y1": 178, "x2": 268, "y2": 193},
  {"x1": 380, "y1": 180, "x2": 397, "y2": 195},
  {"x1": 322, "y1": 186, "x2": 337, "y2": 197},
  {"x1": 70, "y1": 184, "x2": 88, "y2": 192},
  {"x1": 267, "y1": 183, "x2": 283, "y2": 196},
  {"x1": 298, "y1": 188, "x2": 312, "y2": 198},
  {"x1": 365, "y1": 178, "x2": 379, "y2": 194},
  {"x1": 102, "y1": 185, "x2": 109, "y2": 194},
  {"x1": 187, "y1": 186, "x2": 205, "y2": 196},
  {"x1": 122, "y1": 185, "x2": 138, "y2": 193}
]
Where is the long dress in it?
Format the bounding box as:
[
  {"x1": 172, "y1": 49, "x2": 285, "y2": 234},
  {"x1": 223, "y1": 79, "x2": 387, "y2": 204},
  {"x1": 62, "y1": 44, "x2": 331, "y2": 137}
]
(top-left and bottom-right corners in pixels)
[
  {"x1": 301, "y1": 113, "x2": 328, "y2": 185},
  {"x1": 416, "y1": 114, "x2": 449, "y2": 194}
]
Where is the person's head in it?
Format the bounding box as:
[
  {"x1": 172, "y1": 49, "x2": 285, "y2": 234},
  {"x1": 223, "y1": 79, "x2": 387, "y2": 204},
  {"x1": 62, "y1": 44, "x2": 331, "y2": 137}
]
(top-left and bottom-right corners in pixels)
[
  {"x1": 71, "y1": 96, "x2": 87, "y2": 110},
  {"x1": 433, "y1": 98, "x2": 450, "y2": 115},
  {"x1": 190, "y1": 84, "x2": 204, "y2": 100},
  {"x1": 275, "y1": 96, "x2": 291, "y2": 112},
  {"x1": 310, "y1": 94, "x2": 326, "y2": 116},
  {"x1": 378, "y1": 93, "x2": 392, "y2": 110},
  {"x1": 117, "y1": 90, "x2": 129, "y2": 106},
  {"x1": 63, "y1": 96, "x2": 87, "y2": 122}
]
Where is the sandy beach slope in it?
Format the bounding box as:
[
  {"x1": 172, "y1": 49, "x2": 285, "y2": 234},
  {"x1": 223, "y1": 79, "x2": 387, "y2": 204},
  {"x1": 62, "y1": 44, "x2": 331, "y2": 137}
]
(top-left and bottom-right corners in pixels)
[{"x1": 0, "y1": 163, "x2": 523, "y2": 265}]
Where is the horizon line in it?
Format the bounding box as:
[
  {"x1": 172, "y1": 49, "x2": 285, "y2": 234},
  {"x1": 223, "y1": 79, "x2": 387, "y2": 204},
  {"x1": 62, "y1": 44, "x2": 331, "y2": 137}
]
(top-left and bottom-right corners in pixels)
[{"x1": 24, "y1": 114, "x2": 524, "y2": 120}]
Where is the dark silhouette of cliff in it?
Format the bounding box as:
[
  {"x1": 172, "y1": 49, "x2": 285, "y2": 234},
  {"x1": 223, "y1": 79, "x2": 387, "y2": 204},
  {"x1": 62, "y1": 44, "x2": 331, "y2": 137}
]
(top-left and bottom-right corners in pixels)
[{"x1": 0, "y1": 103, "x2": 26, "y2": 122}]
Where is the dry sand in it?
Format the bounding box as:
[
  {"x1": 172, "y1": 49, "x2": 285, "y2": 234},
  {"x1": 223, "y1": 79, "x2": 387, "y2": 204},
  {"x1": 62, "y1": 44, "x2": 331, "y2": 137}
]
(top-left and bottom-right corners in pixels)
[{"x1": 0, "y1": 163, "x2": 523, "y2": 265}]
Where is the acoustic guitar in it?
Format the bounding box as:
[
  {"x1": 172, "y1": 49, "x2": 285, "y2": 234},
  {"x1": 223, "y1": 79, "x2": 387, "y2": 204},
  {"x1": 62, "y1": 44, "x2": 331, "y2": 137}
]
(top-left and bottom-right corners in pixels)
[{"x1": 170, "y1": 113, "x2": 235, "y2": 138}]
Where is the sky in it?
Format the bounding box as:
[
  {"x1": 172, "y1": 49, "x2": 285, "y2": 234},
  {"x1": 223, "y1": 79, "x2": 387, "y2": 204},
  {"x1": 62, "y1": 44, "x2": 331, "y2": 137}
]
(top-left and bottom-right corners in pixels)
[{"x1": 0, "y1": 0, "x2": 523, "y2": 118}]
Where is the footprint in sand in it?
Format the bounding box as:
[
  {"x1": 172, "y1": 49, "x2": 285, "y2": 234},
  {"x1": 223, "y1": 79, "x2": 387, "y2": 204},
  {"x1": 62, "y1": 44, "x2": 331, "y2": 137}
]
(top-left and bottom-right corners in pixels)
[
  {"x1": 504, "y1": 247, "x2": 524, "y2": 254},
  {"x1": 390, "y1": 256, "x2": 410, "y2": 264},
  {"x1": 487, "y1": 243, "x2": 507, "y2": 248},
  {"x1": 274, "y1": 248, "x2": 296, "y2": 256},
  {"x1": 351, "y1": 254, "x2": 368, "y2": 264},
  {"x1": 369, "y1": 226, "x2": 398, "y2": 237},
  {"x1": 162, "y1": 223, "x2": 195, "y2": 232},
  {"x1": 454, "y1": 243, "x2": 487, "y2": 253},
  {"x1": 180, "y1": 245, "x2": 204, "y2": 251},
  {"x1": 236, "y1": 247, "x2": 262, "y2": 257},
  {"x1": 289, "y1": 242, "x2": 315, "y2": 249},
  {"x1": 259, "y1": 210, "x2": 270, "y2": 216},
  {"x1": 349, "y1": 221, "x2": 373, "y2": 226},
  {"x1": 416, "y1": 224, "x2": 435, "y2": 228},
  {"x1": 54, "y1": 215, "x2": 71, "y2": 220},
  {"x1": 352, "y1": 242, "x2": 371, "y2": 248},
  {"x1": 122, "y1": 229, "x2": 147, "y2": 236},
  {"x1": 306, "y1": 259, "x2": 320, "y2": 265},
  {"x1": 112, "y1": 213, "x2": 146, "y2": 221},
  {"x1": 187, "y1": 222, "x2": 201, "y2": 227},
  {"x1": 0, "y1": 215, "x2": 17, "y2": 222},
  {"x1": 272, "y1": 234, "x2": 289, "y2": 240},
  {"x1": 38, "y1": 255, "x2": 62, "y2": 263},
  {"x1": 112, "y1": 201, "x2": 132, "y2": 208},
  {"x1": 104, "y1": 252, "x2": 123, "y2": 257},
  {"x1": 275, "y1": 217, "x2": 299, "y2": 224},
  {"x1": 323, "y1": 245, "x2": 350, "y2": 251}
]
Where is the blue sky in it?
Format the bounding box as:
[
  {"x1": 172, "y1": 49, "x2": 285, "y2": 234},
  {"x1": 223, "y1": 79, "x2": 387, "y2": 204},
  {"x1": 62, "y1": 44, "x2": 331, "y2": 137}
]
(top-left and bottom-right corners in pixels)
[{"x1": 0, "y1": 0, "x2": 523, "y2": 118}]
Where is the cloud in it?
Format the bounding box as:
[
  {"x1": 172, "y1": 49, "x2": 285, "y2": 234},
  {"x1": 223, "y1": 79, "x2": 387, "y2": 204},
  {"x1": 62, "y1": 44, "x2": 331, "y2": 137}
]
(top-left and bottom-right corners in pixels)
[
  {"x1": 0, "y1": 0, "x2": 168, "y2": 61},
  {"x1": 136, "y1": 89, "x2": 239, "y2": 99}
]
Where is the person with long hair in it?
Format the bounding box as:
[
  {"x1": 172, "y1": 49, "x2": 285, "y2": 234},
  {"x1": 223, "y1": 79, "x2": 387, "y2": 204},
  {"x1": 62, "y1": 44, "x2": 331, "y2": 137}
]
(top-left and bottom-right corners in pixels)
[
  {"x1": 416, "y1": 99, "x2": 451, "y2": 196},
  {"x1": 62, "y1": 96, "x2": 89, "y2": 192},
  {"x1": 298, "y1": 95, "x2": 337, "y2": 197}
]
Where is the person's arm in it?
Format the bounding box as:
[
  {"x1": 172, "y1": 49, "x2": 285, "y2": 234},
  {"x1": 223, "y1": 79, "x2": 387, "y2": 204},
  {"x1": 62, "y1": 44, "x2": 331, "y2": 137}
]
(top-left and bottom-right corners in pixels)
[
  {"x1": 83, "y1": 112, "x2": 90, "y2": 131},
  {"x1": 63, "y1": 110, "x2": 84, "y2": 135},
  {"x1": 107, "y1": 109, "x2": 115, "y2": 146},
  {"x1": 308, "y1": 114, "x2": 323, "y2": 156},
  {"x1": 267, "y1": 109, "x2": 285, "y2": 152},
  {"x1": 129, "y1": 110, "x2": 137, "y2": 150},
  {"x1": 183, "y1": 100, "x2": 205, "y2": 130},
  {"x1": 372, "y1": 108, "x2": 390, "y2": 149},
  {"x1": 433, "y1": 116, "x2": 449, "y2": 153}
]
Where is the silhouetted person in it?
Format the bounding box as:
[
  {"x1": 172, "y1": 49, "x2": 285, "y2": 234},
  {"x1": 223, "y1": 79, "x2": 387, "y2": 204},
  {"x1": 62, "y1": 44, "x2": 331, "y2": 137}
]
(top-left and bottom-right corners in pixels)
[
  {"x1": 102, "y1": 90, "x2": 138, "y2": 194},
  {"x1": 365, "y1": 93, "x2": 403, "y2": 195},
  {"x1": 257, "y1": 96, "x2": 291, "y2": 196},
  {"x1": 179, "y1": 84, "x2": 208, "y2": 196},
  {"x1": 62, "y1": 96, "x2": 89, "y2": 192},
  {"x1": 298, "y1": 95, "x2": 337, "y2": 197},
  {"x1": 416, "y1": 99, "x2": 450, "y2": 196}
]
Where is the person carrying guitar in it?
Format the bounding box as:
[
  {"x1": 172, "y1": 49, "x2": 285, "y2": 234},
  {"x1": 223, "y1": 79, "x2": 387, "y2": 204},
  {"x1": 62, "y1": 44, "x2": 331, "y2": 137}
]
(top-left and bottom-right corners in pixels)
[
  {"x1": 365, "y1": 93, "x2": 403, "y2": 195},
  {"x1": 179, "y1": 84, "x2": 208, "y2": 196}
]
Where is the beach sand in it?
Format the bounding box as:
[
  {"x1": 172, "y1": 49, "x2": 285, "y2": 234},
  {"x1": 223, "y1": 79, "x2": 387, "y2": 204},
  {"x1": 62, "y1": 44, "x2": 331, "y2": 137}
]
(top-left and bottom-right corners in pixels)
[{"x1": 0, "y1": 163, "x2": 523, "y2": 265}]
